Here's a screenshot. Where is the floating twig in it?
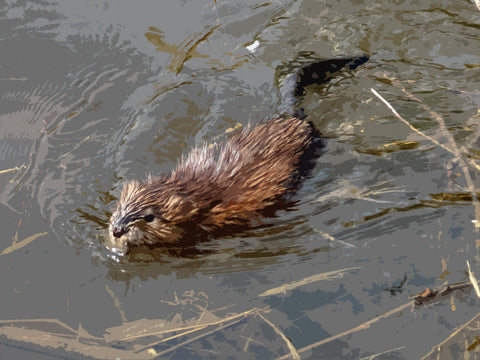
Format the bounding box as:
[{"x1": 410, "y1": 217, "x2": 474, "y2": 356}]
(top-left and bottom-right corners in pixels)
[
  {"x1": 105, "y1": 285, "x2": 127, "y2": 322},
  {"x1": 259, "y1": 267, "x2": 361, "y2": 297},
  {"x1": 257, "y1": 313, "x2": 300, "y2": 360},
  {"x1": 371, "y1": 81, "x2": 480, "y2": 227},
  {"x1": 277, "y1": 277, "x2": 472, "y2": 359},
  {"x1": 138, "y1": 308, "x2": 265, "y2": 357},
  {"x1": 0, "y1": 165, "x2": 27, "y2": 175},
  {"x1": 360, "y1": 345, "x2": 406, "y2": 360},
  {"x1": 1, "y1": 231, "x2": 48, "y2": 256},
  {"x1": 409, "y1": 281, "x2": 471, "y2": 305},
  {"x1": 467, "y1": 260, "x2": 480, "y2": 298},
  {"x1": 370, "y1": 88, "x2": 452, "y2": 154},
  {"x1": 277, "y1": 300, "x2": 413, "y2": 359}
]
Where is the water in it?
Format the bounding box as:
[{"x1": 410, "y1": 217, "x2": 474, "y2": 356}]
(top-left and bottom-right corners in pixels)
[{"x1": 1, "y1": 0, "x2": 480, "y2": 358}]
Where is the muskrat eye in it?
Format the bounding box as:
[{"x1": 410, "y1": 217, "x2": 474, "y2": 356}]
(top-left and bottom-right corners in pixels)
[{"x1": 144, "y1": 214, "x2": 154, "y2": 223}]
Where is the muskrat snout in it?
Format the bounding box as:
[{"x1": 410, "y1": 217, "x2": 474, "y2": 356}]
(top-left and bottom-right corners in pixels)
[{"x1": 112, "y1": 226, "x2": 129, "y2": 238}]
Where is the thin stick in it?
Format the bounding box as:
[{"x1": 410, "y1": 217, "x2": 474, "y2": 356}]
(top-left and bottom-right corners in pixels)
[
  {"x1": 258, "y1": 267, "x2": 361, "y2": 297},
  {"x1": 121, "y1": 307, "x2": 260, "y2": 340},
  {"x1": 134, "y1": 325, "x2": 208, "y2": 353},
  {"x1": 390, "y1": 81, "x2": 480, "y2": 225},
  {"x1": 0, "y1": 165, "x2": 26, "y2": 174},
  {"x1": 371, "y1": 87, "x2": 480, "y2": 227},
  {"x1": 420, "y1": 311, "x2": 480, "y2": 359},
  {"x1": 370, "y1": 89, "x2": 451, "y2": 154},
  {"x1": 467, "y1": 260, "x2": 480, "y2": 298},
  {"x1": 105, "y1": 285, "x2": 127, "y2": 322},
  {"x1": 138, "y1": 310, "x2": 259, "y2": 357},
  {"x1": 277, "y1": 300, "x2": 413, "y2": 359},
  {"x1": 360, "y1": 345, "x2": 406, "y2": 360},
  {"x1": 257, "y1": 313, "x2": 300, "y2": 360}
]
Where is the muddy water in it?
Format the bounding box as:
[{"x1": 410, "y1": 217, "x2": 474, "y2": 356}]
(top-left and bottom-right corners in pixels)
[{"x1": 2, "y1": 0, "x2": 480, "y2": 359}]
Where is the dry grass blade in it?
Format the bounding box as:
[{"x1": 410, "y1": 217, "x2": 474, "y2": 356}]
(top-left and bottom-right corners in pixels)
[
  {"x1": 467, "y1": 260, "x2": 480, "y2": 298},
  {"x1": 0, "y1": 165, "x2": 27, "y2": 174},
  {"x1": 313, "y1": 229, "x2": 356, "y2": 248},
  {"x1": 420, "y1": 311, "x2": 480, "y2": 359},
  {"x1": 360, "y1": 345, "x2": 406, "y2": 360},
  {"x1": 257, "y1": 313, "x2": 300, "y2": 360},
  {"x1": 258, "y1": 267, "x2": 361, "y2": 297},
  {"x1": 370, "y1": 89, "x2": 451, "y2": 154},
  {"x1": 137, "y1": 308, "x2": 264, "y2": 357},
  {"x1": 105, "y1": 285, "x2": 127, "y2": 322},
  {"x1": 1, "y1": 231, "x2": 48, "y2": 255},
  {"x1": 371, "y1": 85, "x2": 480, "y2": 227},
  {"x1": 277, "y1": 300, "x2": 413, "y2": 359},
  {"x1": 121, "y1": 307, "x2": 260, "y2": 341}
]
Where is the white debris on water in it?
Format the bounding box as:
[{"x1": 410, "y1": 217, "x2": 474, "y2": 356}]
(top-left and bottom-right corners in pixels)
[{"x1": 246, "y1": 40, "x2": 260, "y2": 53}]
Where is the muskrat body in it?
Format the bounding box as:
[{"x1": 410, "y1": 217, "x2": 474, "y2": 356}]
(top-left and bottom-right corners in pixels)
[{"x1": 108, "y1": 117, "x2": 323, "y2": 254}]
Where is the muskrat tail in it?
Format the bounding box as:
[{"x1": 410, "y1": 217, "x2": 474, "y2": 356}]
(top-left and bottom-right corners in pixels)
[
  {"x1": 276, "y1": 53, "x2": 369, "y2": 115},
  {"x1": 274, "y1": 54, "x2": 369, "y2": 186}
]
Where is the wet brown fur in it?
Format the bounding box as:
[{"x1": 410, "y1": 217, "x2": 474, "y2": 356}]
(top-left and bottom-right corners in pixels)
[{"x1": 108, "y1": 117, "x2": 323, "y2": 254}]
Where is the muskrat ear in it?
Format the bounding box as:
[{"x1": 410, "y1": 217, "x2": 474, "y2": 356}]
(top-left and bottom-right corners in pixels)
[{"x1": 144, "y1": 214, "x2": 155, "y2": 223}]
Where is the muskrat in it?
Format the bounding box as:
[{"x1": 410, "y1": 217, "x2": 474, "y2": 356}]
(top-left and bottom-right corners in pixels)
[
  {"x1": 108, "y1": 116, "x2": 323, "y2": 254},
  {"x1": 107, "y1": 54, "x2": 369, "y2": 255}
]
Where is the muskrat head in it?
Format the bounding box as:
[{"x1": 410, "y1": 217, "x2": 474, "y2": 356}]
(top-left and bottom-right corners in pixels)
[{"x1": 107, "y1": 179, "x2": 175, "y2": 254}]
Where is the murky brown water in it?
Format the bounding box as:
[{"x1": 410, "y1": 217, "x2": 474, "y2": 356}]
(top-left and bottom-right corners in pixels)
[{"x1": 2, "y1": 0, "x2": 480, "y2": 359}]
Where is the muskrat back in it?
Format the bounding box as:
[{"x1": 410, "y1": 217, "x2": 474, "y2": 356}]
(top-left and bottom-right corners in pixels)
[{"x1": 108, "y1": 116, "x2": 323, "y2": 254}]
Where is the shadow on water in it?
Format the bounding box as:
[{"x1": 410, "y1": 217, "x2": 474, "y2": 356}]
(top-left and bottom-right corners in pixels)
[{"x1": 80, "y1": 203, "x2": 334, "y2": 281}]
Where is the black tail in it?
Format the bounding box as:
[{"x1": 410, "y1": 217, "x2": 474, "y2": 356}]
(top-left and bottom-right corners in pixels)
[{"x1": 276, "y1": 52, "x2": 369, "y2": 115}]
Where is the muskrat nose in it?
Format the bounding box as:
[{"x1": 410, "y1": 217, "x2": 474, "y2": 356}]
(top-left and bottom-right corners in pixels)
[{"x1": 113, "y1": 226, "x2": 128, "y2": 238}]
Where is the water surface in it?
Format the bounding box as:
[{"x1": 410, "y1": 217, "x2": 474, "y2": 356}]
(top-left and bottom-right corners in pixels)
[{"x1": 2, "y1": 0, "x2": 480, "y2": 358}]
